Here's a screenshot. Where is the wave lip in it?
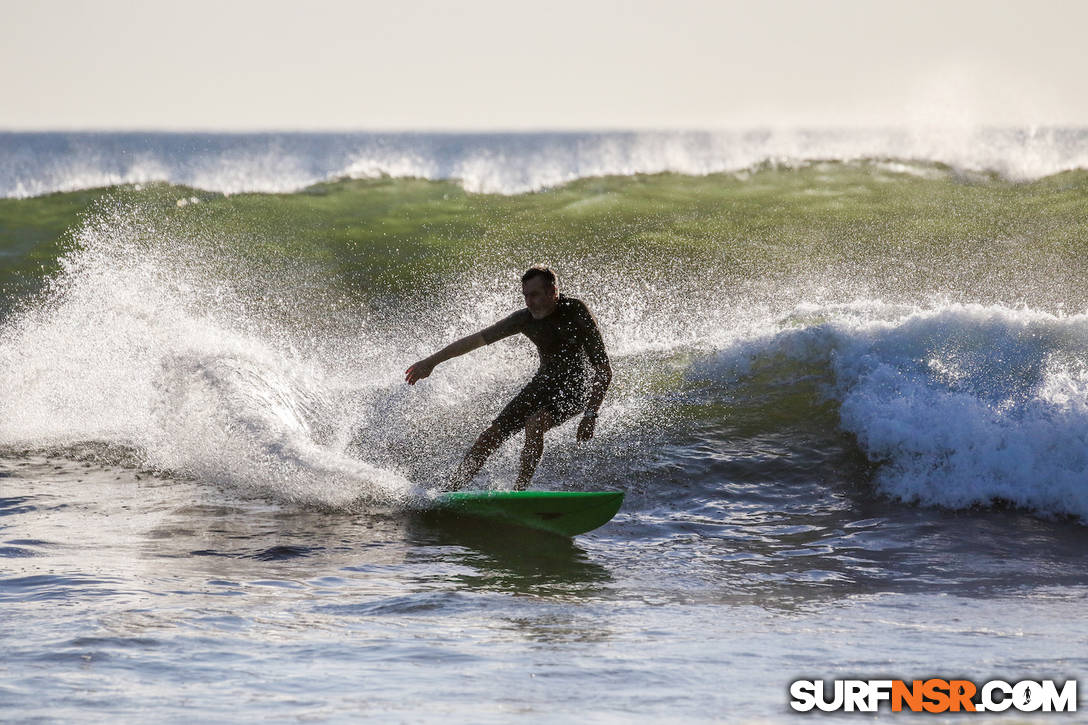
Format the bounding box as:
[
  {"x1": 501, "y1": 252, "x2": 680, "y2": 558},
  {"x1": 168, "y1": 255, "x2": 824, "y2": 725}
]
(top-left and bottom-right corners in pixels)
[{"x1": 2, "y1": 128, "x2": 1086, "y2": 198}]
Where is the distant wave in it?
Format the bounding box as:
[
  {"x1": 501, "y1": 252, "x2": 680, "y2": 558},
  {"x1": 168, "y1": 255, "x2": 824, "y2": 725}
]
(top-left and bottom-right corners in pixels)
[{"x1": 2, "y1": 128, "x2": 1086, "y2": 198}]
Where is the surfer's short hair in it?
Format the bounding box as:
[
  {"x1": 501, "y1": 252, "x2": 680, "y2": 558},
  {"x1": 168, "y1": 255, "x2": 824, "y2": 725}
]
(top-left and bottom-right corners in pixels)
[{"x1": 522, "y1": 265, "x2": 557, "y2": 289}]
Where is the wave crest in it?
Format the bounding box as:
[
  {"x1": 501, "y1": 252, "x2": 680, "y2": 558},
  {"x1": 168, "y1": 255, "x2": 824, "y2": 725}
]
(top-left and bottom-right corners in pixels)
[
  {"x1": 3, "y1": 127, "x2": 1086, "y2": 198},
  {"x1": 702, "y1": 303, "x2": 1088, "y2": 521}
]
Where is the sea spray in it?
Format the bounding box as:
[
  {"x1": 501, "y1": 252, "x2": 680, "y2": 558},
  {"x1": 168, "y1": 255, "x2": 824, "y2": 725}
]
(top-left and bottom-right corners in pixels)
[{"x1": 0, "y1": 199, "x2": 417, "y2": 507}]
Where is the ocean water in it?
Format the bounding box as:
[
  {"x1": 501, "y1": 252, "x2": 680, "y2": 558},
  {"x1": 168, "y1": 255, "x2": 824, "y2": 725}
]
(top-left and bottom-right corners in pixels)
[{"x1": 2, "y1": 130, "x2": 1087, "y2": 722}]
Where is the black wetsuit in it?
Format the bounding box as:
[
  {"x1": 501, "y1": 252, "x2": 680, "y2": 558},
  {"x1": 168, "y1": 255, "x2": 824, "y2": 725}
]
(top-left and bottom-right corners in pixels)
[{"x1": 480, "y1": 294, "x2": 609, "y2": 438}]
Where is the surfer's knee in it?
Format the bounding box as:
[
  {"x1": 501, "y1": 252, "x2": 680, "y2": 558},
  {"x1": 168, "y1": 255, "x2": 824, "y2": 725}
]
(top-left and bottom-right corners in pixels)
[
  {"x1": 476, "y1": 424, "x2": 506, "y2": 451},
  {"x1": 524, "y1": 409, "x2": 554, "y2": 441}
]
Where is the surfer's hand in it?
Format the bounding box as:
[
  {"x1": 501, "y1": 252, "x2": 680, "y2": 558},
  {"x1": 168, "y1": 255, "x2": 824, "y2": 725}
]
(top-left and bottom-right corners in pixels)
[
  {"x1": 577, "y1": 415, "x2": 596, "y2": 441},
  {"x1": 405, "y1": 359, "x2": 435, "y2": 385}
]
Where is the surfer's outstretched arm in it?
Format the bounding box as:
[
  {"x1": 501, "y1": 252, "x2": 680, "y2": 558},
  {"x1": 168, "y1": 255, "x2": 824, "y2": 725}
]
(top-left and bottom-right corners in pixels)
[
  {"x1": 405, "y1": 310, "x2": 525, "y2": 385},
  {"x1": 405, "y1": 332, "x2": 487, "y2": 384}
]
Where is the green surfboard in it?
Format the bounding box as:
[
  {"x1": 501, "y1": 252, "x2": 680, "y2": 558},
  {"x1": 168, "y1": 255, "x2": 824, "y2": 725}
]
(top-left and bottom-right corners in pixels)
[{"x1": 433, "y1": 490, "x2": 624, "y2": 537}]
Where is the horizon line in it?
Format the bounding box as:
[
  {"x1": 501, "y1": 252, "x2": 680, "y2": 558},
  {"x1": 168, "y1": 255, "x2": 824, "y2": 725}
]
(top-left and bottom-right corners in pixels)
[{"x1": 2, "y1": 123, "x2": 1085, "y2": 135}]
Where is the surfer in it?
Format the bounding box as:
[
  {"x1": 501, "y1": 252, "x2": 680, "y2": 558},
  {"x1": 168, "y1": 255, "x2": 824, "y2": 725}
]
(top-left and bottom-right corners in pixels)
[{"x1": 405, "y1": 266, "x2": 612, "y2": 490}]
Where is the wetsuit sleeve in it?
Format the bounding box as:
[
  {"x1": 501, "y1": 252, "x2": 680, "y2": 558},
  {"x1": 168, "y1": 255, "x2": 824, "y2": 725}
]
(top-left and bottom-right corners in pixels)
[
  {"x1": 574, "y1": 300, "x2": 609, "y2": 367},
  {"x1": 480, "y1": 309, "x2": 529, "y2": 344}
]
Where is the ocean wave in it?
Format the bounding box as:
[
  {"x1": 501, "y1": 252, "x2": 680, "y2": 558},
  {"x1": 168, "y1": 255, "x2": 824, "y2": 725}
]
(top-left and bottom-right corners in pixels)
[
  {"x1": 699, "y1": 303, "x2": 1088, "y2": 521},
  {"x1": 5, "y1": 187, "x2": 1088, "y2": 522},
  {"x1": 2, "y1": 128, "x2": 1086, "y2": 198}
]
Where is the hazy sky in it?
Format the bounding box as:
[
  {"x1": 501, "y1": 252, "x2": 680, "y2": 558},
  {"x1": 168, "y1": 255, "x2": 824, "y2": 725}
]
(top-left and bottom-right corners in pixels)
[{"x1": 5, "y1": 0, "x2": 1087, "y2": 130}]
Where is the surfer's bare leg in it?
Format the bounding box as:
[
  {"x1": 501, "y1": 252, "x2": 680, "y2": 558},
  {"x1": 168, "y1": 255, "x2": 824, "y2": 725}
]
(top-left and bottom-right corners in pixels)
[
  {"x1": 448, "y1": 424, "x2": 506, "y2": 490},
  {"x1": 515, "y1": 408, "x2": 555, "y2": 490}
]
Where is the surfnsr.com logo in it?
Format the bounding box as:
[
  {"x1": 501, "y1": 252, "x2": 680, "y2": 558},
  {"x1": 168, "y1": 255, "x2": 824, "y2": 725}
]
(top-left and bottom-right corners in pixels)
[{"x1": 789, "y1": 679, "x2": 1077, "y2": 713}]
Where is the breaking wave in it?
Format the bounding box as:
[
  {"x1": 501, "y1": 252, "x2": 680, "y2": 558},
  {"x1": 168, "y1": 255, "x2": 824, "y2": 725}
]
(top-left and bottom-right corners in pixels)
[{"x1": 3, "y1": 127, "x2": 1086, "y2": 198}]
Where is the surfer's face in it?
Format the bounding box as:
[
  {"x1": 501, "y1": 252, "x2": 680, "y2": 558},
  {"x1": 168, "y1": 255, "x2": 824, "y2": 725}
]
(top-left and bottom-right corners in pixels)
[{"x1": 523, "y1": 276, "x2": 558, "y2": 319}]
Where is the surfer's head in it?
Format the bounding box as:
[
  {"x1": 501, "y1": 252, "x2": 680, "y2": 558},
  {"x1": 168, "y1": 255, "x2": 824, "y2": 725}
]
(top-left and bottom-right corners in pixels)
[{"x1": 521, "y1": 265, "x2": 559, "y2": 319}]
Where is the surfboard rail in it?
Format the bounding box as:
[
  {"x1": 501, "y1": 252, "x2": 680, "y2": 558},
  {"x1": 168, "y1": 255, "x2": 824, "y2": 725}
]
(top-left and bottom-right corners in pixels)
[{"x1": 433, "y1": 490, "x2": 624, "y2": 537}]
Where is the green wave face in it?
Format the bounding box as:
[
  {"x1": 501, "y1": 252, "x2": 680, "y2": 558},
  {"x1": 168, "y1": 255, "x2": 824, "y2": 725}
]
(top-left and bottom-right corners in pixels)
[{"x1": 2, "y1": 161, "x2": 1087, "y2": 316}]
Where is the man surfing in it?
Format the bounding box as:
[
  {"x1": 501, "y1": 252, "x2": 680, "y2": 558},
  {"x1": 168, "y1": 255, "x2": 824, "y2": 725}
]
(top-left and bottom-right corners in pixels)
[{"x1": 405, "y1": 266, "x2": 612, "y2": 490}]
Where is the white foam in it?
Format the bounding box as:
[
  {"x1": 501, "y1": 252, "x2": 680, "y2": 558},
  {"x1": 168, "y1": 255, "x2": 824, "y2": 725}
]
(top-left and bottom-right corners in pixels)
[{"x1": 706, "y1": 303, "x2": 1088, "y2": 520}]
